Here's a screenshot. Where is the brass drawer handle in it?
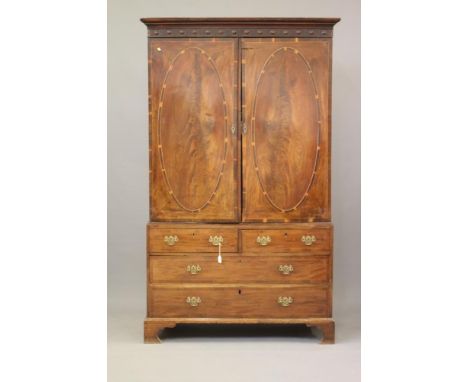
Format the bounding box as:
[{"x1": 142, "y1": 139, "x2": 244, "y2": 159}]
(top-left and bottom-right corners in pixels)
[
  {"x1": 301, "y1": 235, "x2": 317, "y2": 246},
  {"x1": 256, "y1": 235, "x2": 271, "y2": 246},
  {"x1": 186, "y1": 264, "x2": 202, "y2": 274},
  {"x1": 278, "y1": 264, "x2": 294, "y2": 275},
  {"x1": 186, "y1": 296, "x2": 201, "y2": 307},
  {"x1": 209, "y1": 235, "x2": 224, "y2": 246},
  {"x1": 164, "y1": 235, "x2": 179, "y2": 246},
  {"x1": 277, "y1": 296, "x2": 294, "y2": 307}
]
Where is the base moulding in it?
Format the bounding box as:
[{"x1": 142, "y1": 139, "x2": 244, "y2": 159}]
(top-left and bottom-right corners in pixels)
[{"x1": 144, "y1": 317, "x2": 335, "y2": 344}]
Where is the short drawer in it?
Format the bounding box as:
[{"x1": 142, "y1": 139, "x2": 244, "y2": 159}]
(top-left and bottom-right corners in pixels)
[
  {"x1": 147, "y1": 226, "x2": 238, "y2": 253},
  {"x1": 148, "y1": 285, "x2": 330, "y2": 318},
  {"x1": 241, "y1": 228, "x2": 332, "y2": 254},
  {"x1": 149, "y1": 255, "x2": 330, "y2": 284}
]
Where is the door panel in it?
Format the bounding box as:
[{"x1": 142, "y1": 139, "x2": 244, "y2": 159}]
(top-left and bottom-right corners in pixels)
[
  {"x1": 149, "y1": 39, "x2": 239, "y2": 222},
  {"x1": 241, "y1": 39, "x2": 331, "y2": 222}
]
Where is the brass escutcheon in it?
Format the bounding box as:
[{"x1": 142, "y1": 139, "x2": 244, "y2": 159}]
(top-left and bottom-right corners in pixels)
[
  {"x1": 277, "y1": 296, "x2": 293, "y2": 307},
  {"x1": 278, "y1": 264, "x2": 294, "y2": 275},
  {"x1": 209, "y1": 235, "x2": 224, "y2": 246},
  {"x1": 186, "y1": 264, "x2": 202, "y2": 275},
  {"x1": 186, "y1": 296, "x2": 201, "y2": 307},
  {"x1": 256, "y1": 235, "x2": 271, "y2": 246},
  {"x1": 301, "y1": 235, "x2": 317, "y2": 246},
  {"x1": 164, "y1": 235, "x2": 179, "y2": 246}
]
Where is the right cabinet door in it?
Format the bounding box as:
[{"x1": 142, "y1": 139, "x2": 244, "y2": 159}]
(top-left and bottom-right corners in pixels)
[{"x1": 242, "y1": 38, "x2": 331, "y2": 222}]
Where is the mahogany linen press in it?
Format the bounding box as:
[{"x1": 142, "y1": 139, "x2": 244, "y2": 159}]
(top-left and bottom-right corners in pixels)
[{"x1": 141, "y1": 18, "x2": 340, "y2": 343}]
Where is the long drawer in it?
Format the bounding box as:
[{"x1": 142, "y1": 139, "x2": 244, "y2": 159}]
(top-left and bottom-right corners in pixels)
[
  {"x1": 241, "y1": 228, "x2": 332, "y2": 254},
  {"x1": 147, "y1": 226, "x2": 238, "y2": 253},
  {"x1": 149, "y1": 255, "x2": 330, "y2": 284},
  {"x1": 148, "y1": 285, "x2": 330, "y2": 318}
]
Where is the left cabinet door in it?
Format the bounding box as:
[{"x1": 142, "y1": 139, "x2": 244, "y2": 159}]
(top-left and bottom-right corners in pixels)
[{"x1": 148, "y1": 39, "x2": 239, "y2": 222}]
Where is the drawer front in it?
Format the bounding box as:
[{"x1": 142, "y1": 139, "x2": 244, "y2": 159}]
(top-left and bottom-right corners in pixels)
[
  {"x1": 241, "y1": 228, "x2": 332, "y2": 253},
  {"x1": 149, "y1": 255, "x2": 330, "y2": 284},
  {"x1": 148, "y1": 227, "x2": 238, "y2": 253},
  {"x1": 148, "y1": 285, "x2": 330, "y2": 318}
]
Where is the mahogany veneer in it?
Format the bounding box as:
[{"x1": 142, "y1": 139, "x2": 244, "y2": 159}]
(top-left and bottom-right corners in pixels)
[{"x1": 141, "y1": 17, "x2": 340, "y2": 343}]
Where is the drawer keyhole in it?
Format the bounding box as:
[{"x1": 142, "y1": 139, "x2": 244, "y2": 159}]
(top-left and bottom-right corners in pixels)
[{"x1": 238, "y1": 289, "x2": 242, "y2": 295}]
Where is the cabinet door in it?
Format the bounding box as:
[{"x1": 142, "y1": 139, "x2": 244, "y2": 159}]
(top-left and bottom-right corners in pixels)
[
  {"x1": 241, "y1": 39, "x2": 331, "y2": 222},
  {"x1": 149, "y1": 39, "x2": 239, "y2": 222}
]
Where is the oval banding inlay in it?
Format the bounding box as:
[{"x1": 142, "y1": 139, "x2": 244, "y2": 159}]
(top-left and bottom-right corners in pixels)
[
  {"x1": 157, "y1": 47, "x2": 228, "y2": 212},
  {"x1": 251, "y1": 47, "x2": 321, "y2": 212}
]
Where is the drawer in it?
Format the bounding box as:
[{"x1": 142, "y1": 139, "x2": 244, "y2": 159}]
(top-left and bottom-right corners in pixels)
[
  {"x1": 147, "y1": 226, "x2": 238, "y2": 253},
  {"x1": 149, "y1": 255, "x2": 330, "y2": 284},
  {"x1": 241, "y1": 228, "x2": 332, "y2": 254},
  {"x1": 148, "y1": 285, "x2": 330, "y2": 318}
]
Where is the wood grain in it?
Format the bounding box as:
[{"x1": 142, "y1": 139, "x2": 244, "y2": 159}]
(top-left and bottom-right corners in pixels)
[
  {"x1": 142, "y1": 18, "x2": 338, "y2": 344},
  {"x1": 242, "y1": 39, "x2": 331, "y2": 222},
  {"x1": 148, "y1": 222, "x2": 333, "y2": 230},
  {"x1": 149, "y1": 255, "x2": 330, "y2": 283},
  {"x1": 307, "y1": 320, "x2": 335, "y2": 344},
  {"x1": 144, "y1": 317, "x2": 335, "y2": 344},
  {"x1": 144, "y1": 320, "x2": 176, "y2": 344},
  {"x1": 141, "y1": 17, "x2": 341, "y2": 26},
  {"x1": 252, "y1": 47, "x2": 319, "y2": 212},
  {"x1": 147, "y1": 226, "x2": 238, "y2": 253},
  {"x1": 149, "y1": 38, "x2": 239, "y2": 222},
  {"x1": 241, "y1": 227, "x2": 332, "y2": 253},
  {"x1": 148, "y1": 284, "x2": 330, "y2": 318},
  {"x1": 141, "y1": 18, "x2": 341, "y2": 39}
]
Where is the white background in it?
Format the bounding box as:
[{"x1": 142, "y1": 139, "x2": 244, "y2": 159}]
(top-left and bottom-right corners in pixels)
[
  {"x1": 108, "y1": 0, "x2": 360, "y2": 331},
  {"x1": 108, "y1": 1, "x2": 360, "y2": 380},
  {"x1": 0, "y1": 0, "x2": 467, "y2": 381}
]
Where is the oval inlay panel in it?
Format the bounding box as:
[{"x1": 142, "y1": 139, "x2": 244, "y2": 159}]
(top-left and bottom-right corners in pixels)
[
  {"x1": 158, "y1": 47, "x2": 228, "y2": 212},
  {"x1": 252, "y1": 47, "x2": 320, "y2": 212}
]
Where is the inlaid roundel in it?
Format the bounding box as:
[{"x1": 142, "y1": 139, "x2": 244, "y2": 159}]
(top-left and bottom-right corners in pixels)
[
  {"x1": 150, "y1": 39, "x2": 238, "y2": 222},
  {"x1": 252, "y1": 47, "x2": 320, "y2": 212},
  {"x1": 242, "y1": 39, "x2": 330, "y2": 222},
  {"x1": 158, "y1": 47, "x2": 228, "y2": 212}
]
